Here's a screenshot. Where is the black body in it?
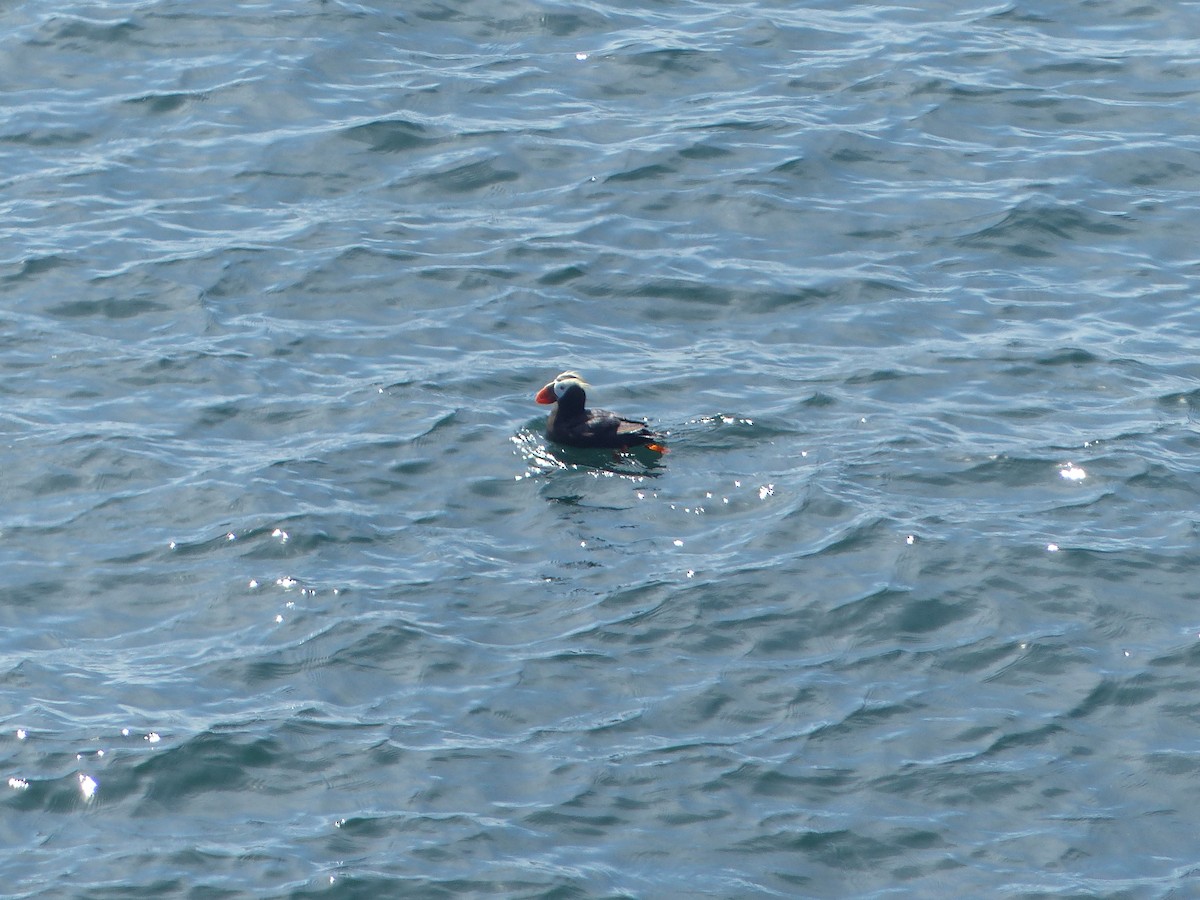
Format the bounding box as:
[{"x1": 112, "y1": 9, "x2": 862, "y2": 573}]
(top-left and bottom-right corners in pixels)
[{"x1": 543, "y1": 381, "x2": 662, "y2": 449}]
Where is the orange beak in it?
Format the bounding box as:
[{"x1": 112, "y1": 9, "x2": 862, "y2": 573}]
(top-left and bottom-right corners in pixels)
[{"x1": 535, "y1": 384, "x2": 556, "y2": 404}]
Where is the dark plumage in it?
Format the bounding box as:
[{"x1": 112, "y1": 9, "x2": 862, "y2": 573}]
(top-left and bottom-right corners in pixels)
[{"x1": 535, "y1": 371, "x2": 666, "y2": 452}]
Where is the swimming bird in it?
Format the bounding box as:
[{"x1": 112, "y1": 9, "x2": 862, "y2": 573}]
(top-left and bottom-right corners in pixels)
[{"x1": 535, "y1": 371, "x2": 666, "y2": 452}]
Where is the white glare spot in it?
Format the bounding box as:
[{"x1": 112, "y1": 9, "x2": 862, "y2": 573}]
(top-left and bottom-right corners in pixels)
[
  {"x1": 78, "y1": 774, "x2": 98, "y2": 800},
  {"x1": 906, "y1": 535, "x2": 915, "y2": 545},
  {"x1": 121, "y1": 728, "x2": 129, "y2": 737},
  {"x1": 686, "y1": 570, "x2": 695, "y2": 578},
  {"x1": 673, "y1": 539, "x2": 683, "y2": 547},
  {"x1": 168, "y1": 541, "x2": 176, "y2": 550},
  {"x1": 16, "y1": 729, "x2": 26, "y2": 740},
  {"x1": 1047, "y1": 543, "x2": 1060, "y2": 552},
  {"x1": 273, "y1": 528, "x2": 289, "y2": 543},
  {"x1": 276, "y1": 577, "x2": 298, "y2": 589},
  {"x1": 275, "y1": 614, "x2": 284, "y2": 623},
  {"x1": 1019, "y1": 642, "x2": 1028, "y2": 650},
  {"x1": 575, "y1": 51, "x2": 589, "y2": 60},
  {"x1": 8, "y1": 777, "x2": 28, "y2": 790},
  {"x1": 1059, "y1": 463, "x2": 1086, "y2": 482},
  {"x1": 580, "y1": 540, "x2": 587, "y2": 548},
  {"x1": 759, "y1": 484, "x2": 774, "y2": 500},
  {"x1": 248, "y1": 579, "x2": 259, "y2": 589},
  {"x1": 96, "y1": 749, "x2": 104, "y2": 758},
  {"x1": 1123, "y1": 649, "x2": 1131, "y2": 658},
  {"x1": 226, "y1": 532, "x2": 236, "y2": 541},
  {"x1": 146, "y1": 732, "x2": 161, "y2": 744}
]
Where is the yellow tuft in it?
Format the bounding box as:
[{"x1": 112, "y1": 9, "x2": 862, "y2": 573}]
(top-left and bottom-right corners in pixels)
[{"x1": 554, "y1": 371, "x2": 589, "y2": 388}]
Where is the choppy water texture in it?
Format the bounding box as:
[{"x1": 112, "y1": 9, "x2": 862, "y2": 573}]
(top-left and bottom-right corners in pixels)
[{"x1": 4, "y1": 0, "x2": 1200, "y2": 896}]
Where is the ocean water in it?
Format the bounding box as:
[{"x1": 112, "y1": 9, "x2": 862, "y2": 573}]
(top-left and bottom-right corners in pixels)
[{"x1": 3, "y1": 0, "x2": 1200, "y2": 896}]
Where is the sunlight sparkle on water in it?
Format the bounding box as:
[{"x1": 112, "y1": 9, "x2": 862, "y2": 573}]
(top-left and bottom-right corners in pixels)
[
  {"x1": 79, "y1": 774, "x2": 97, "y2": 800},
  {"x1": 1059, "y1": 463, "x2": 1086, "y2": 481}
]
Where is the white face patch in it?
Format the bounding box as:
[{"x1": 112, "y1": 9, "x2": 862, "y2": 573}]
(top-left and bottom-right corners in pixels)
[
  {"x1": 554, "y1": 378, "x2": 580, "y2": 399},
  {"x1": 553, "y1": 372, "x2": 587, "y2": 399}
]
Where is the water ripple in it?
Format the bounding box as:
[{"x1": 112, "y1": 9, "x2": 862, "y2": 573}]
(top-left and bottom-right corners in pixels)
[{"x1": 3, "y1": 0, "x2": 1200, "y2": 896}]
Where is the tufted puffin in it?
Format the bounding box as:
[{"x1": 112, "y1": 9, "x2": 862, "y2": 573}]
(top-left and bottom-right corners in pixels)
[{"x1": 535, "y1": 371, "x2": 667, "y2": 452}]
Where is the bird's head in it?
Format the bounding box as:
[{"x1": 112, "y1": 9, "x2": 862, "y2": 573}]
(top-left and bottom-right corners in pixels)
[{"x1": 535, "y1": 371, "x2": 588, "y2": 405}]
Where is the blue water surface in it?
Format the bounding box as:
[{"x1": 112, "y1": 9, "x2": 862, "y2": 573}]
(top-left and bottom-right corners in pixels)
[{"x1": 3, "y1": 0, "x2": 1200, "y2": 896}]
